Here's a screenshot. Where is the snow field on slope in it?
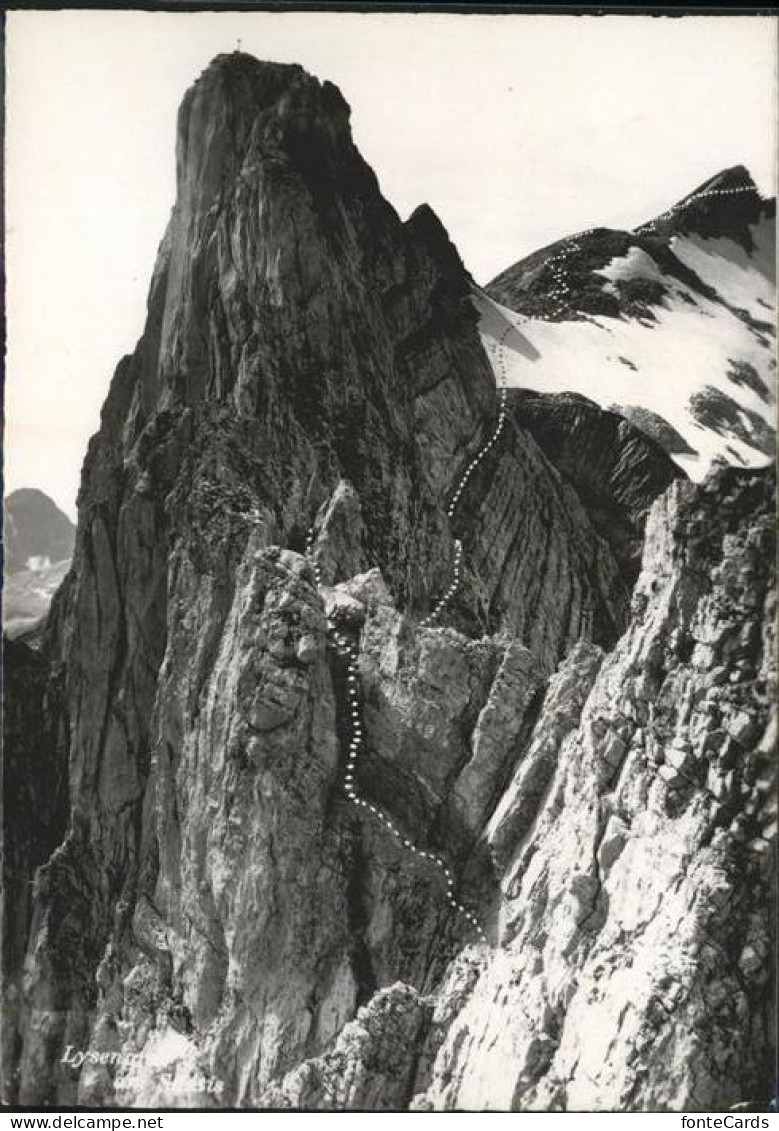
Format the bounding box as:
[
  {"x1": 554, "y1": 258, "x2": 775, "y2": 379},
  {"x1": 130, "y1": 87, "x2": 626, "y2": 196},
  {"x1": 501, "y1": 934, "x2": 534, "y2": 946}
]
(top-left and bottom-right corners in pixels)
[
  {"x1": 670, "y1": 216, "x2": 775, "y2": 323},
  {"x1": 474, "y1": 255, "x2": 774, "y2": 481}
]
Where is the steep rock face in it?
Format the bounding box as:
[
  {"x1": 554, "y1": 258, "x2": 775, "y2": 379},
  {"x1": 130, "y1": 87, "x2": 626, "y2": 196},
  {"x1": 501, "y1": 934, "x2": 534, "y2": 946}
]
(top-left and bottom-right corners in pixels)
[
  {"x1": 7, "y1": 54, "x2": 635, "y2": 1107},
  {"x1": 506, "y1": 390, "x2": 684, "y2": 585},
  {"x1": 417, "y1": 468, "x2": 776, "y2": 1113},
  {"x1": 67, "y1": 544, "x2": 552, "y2": 1108},
  {"x1": 5, "y1": 54, "x2": 774, "y2": 1113},
  {"x1": 1, "y1": 639, "x2": 69, "y2": 1105},
  {"x1": 260, "y1": 983, "x2": 431, "y2": 1110},
  {"x1": 263, "y1": 467, "x2": 776, "y2": 1112}
]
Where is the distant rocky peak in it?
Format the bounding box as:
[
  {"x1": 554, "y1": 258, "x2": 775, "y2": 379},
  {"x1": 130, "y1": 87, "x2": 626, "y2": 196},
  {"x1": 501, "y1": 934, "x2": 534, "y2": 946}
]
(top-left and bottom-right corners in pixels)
[
  {"x1": 637, "y1": 164, "x2": 771, "y2": 248},
  {"x1": 4, "y1": 489, "x2": 75, "y2": 576},
  {"x1": 689, "y1": 163, "x2": 759, "y2": 195},
  {"x1": 480, "y1": 165, "x2": 775, "y2": 481}
]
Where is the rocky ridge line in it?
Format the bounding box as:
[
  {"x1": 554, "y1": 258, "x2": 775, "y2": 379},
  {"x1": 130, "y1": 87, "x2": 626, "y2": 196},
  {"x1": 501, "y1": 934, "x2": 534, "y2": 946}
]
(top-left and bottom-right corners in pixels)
[{"x1": 3, "y1": 55, "x2": 774, "y2": 1112}]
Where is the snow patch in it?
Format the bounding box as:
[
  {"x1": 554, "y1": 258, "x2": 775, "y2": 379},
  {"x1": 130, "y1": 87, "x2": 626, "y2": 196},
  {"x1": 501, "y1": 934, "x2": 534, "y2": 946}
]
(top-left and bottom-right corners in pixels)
[
  {"x1": 671, "y1": 216, "x2": 775, "y2": 321},
  {"x1": 473, "y1": 287, "x2": 774, "y2": 480},
  {"x1": 598, "y1": 246, "x2": 666, "y2": 288}
]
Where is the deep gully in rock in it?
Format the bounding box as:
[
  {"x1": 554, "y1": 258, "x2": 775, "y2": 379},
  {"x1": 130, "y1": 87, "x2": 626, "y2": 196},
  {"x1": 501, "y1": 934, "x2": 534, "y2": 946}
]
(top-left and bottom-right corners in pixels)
[
  {"x1": 305, "y1": 327, "x2": 514, "y2": 947},
  {"x1": 215, "y1": 180, "x2": 763, "y2": 1081},
  {"x1": 542, "y1": 185, "x2": 757, "y2": 318},
  {"x1": 242, "y1": 187, "x2": 751, "y2": 949}
]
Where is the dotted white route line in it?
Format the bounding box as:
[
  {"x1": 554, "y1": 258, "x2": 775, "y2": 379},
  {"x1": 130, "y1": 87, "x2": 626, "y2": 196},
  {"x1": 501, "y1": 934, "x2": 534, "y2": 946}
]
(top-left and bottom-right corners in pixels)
[
  {"x1": 304, "y1": 524, "x2": 488, "y2": 943},
  {"x1": 305, "y1": 525, "x2": 322, "y2": 585},
  {"x1": 327, "y1": 626, "x2": 488, "y2": 944},
  {"x1": 302, "y1": 335, "x2": 518, "y2": 946},
  {"x1": 542, "y1": 228, "x2": 598, "y2": 318},
  {"x1": 419, "y1": 538, "x2": 462, "y2": 629},
  {"x1": 637, "y1": 183, "x2": 758, "y2": 234},
  {"x1": 420, "y1": 325, "x2": 512, "y2": 629},
  {"x1": 538, "y1": 184, "x2": 758, "y2": 320},
  {"x1": 225, "y1": 181, "x2": 759, "y2": 958},
  {"x1": 223, "y1": 510, "x2": 488, "y2": 941}
]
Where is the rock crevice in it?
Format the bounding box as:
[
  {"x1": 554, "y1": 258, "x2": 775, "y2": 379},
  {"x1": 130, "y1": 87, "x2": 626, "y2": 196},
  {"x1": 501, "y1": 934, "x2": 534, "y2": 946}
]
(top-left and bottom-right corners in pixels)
[{"x1": 3, "y1": 55, "x2": 774, "y2": 1113}]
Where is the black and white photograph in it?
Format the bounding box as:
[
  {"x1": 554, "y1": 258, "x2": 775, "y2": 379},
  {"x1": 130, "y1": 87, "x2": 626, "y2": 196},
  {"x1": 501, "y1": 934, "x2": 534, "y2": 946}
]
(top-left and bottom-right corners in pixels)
[{"x1": 2, "y1": 7, "x2": 777, "y2": 1116}]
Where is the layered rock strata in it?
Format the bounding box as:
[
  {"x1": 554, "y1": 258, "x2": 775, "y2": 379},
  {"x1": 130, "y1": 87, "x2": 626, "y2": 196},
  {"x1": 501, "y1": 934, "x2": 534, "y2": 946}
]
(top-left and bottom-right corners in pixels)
[{"x1": 3, "y1": 55, "x2": 774, "y2": 1113}]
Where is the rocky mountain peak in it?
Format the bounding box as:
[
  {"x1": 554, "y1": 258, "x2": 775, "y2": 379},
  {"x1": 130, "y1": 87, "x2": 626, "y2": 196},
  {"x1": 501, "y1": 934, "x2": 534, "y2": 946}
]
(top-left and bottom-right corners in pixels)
[
  {"x1": 3, "y1": 488, "x2": 75, "y2": 575},
  {"x1": 174, "y1": 53, "x2": 362, "y2": 221},
  {"x1": 638, "y1": 163, "x2": 770, "y2": 245},
  {"x1": 480, "y1": 162, "x2": 775, "y2": 480},
  {"x1": 4, "y1": 56, "x2": 774, "y2": 1114},
  {"x1": 405, "y1": 202, "x2": 471, "y2": 283},
  {"x1": 690, "y1": 163, "x2": 758, "y2": 196}
]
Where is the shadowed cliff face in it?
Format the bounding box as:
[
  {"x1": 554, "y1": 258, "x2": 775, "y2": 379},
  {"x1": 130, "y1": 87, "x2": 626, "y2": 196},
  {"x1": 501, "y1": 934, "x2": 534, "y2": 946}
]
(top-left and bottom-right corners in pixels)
[
  {"x1": 3, "y1": 55, "x2": 774, "y2": 1111},
  {"x1": 506, "y1": 391, "x2": 685, "y2": 587}
]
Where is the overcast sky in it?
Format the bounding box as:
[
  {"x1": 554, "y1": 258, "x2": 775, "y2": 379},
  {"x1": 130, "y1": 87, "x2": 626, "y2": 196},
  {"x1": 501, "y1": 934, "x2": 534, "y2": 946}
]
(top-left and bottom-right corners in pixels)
[{"x1": 5, "y1": 10, "x2": 777, "y2": 520}]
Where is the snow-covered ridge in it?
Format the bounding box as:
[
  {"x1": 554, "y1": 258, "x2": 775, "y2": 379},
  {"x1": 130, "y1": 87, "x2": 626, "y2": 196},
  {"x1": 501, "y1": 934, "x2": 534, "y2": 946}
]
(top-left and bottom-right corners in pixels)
[{"x1": 478, "y1": 170, "x2": 775, "y2": 479}]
